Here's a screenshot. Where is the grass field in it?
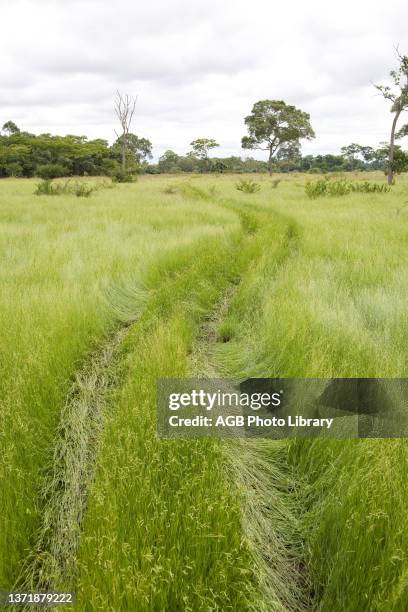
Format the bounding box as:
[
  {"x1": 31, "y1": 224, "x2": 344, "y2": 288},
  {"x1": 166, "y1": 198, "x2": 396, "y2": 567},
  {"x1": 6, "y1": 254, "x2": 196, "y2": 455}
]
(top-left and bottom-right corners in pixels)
[{"x1": 1, "y1": 172, "x2": 408, "y2": 610}]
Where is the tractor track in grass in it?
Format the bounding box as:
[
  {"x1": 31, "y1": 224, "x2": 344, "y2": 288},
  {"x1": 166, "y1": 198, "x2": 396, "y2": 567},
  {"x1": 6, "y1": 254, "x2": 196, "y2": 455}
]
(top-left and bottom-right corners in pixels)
[
  {"x1": 14, "y1": 185, "x2": 309, "y2": 611},
  {"x1": 12, "y1": 188, "x2": 248, "y2": 603},
  {"x1": 15, "y1": 323, "x2": 134, "y2": 598},
  {"x1": 187, "y1": 198, "x2": 311, "y2": 611}
]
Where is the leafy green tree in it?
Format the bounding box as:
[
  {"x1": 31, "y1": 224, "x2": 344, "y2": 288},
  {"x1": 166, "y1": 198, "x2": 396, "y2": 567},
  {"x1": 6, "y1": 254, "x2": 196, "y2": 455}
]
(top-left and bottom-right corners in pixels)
[
  {"x1": 112, "y1": 134, "x2": 152, "y2": 169},
  {"x1": 178, "y1": 156, "x2": 197, "y2": 173},
  {"x1": 210, "y1": 159, "x2": 228, "y2": 173},
  {"x1": 189, "y1": 138, "x2": 219, "y2": 160},
  {"x1": 158, "y1": 150, "x2": 180, "y2": 173},
  {"x1": 374, "y1": 47, "x2": 408, "y2": 184},
  {"x1": 241, "y1": 100, "x2": 315, "y2": 175},
  {"x1": 2, "y1": 121, "x2": 20, "y2": 136},
  {"x1": 340, "y1": 144, "x2": 377, "y2": 170},
  {"x1": 374, "y1": 143, "x2": 408, "y2": 176}
]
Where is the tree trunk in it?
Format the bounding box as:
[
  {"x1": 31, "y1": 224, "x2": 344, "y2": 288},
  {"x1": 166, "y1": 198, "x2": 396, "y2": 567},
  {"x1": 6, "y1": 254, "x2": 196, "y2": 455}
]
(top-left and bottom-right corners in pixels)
[
  {"x1": 388, "y1": 108, "x2": 401, "y2": 185},
  {"x1": 121, "y1": 134, "x2": 126, "y2": 173},
  {"x1": 268, "y1": 147, "x2": 273, "y2": 176}
]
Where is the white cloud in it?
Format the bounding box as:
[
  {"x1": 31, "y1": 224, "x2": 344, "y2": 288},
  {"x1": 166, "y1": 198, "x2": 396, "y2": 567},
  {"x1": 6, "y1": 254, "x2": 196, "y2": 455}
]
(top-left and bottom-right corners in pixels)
[{"x1": 0, "y1": 0, "x2": 407, "y2": 159}]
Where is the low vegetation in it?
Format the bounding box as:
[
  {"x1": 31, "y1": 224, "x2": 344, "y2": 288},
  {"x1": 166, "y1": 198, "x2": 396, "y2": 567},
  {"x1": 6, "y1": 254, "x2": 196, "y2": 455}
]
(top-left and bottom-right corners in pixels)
[
  {"x1": 2, "y1": 172, "x2": 408, "y2": 611},
  {"x1": 236, "y1": 178, "x2": 261, "y2": 193},
  {"x1": 305, "y1": 177, "x2": 391, "y2": 199},
  {"x1": 34, "y1": 178, "x2": 114, "y2": 197}
]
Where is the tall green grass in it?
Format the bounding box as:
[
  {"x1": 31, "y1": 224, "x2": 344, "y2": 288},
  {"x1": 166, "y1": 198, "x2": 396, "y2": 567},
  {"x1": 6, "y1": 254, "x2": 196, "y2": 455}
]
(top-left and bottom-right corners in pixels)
[
  {"x1": 3, "y1": 173, "x2": 408, "y2": 611},
  {"x1": 72, "y1": 189, "x2": 310, "y2": 611},
  {"x1": 0, "y1": 178, "x2": 239, "y2": 588},
  {"x1": 213, "y1": 172, "x2": 408, "y2": 610},
  {"x1": 74, "y1": 232, "x2": 259, "y2": 610}
]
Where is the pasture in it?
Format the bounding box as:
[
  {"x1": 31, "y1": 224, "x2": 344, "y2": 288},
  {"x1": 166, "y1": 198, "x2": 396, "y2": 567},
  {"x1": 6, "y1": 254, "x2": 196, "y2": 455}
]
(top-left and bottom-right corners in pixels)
[{"x1": 1, "y1": 172, "x2": 408, "y2": 610}]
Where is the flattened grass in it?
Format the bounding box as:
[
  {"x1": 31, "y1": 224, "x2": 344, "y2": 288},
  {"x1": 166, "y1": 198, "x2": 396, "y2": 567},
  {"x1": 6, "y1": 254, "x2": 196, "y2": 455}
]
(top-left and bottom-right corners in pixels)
[
  {"x1": 214, "y1": 172, "x2": 408, "y2": 610},
  {"x1": 0, "y1": 178, "x2": 239, "y2": 588},
  {"x1": 3, "y1": 172, "x2": 408, "y2": 611}
]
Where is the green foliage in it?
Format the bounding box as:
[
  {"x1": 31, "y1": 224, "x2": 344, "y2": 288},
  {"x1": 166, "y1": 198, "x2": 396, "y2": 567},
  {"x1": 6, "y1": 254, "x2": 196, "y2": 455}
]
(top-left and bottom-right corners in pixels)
[
  {"x1": 71, "y1": 182, "x2": 95, "y2": 197},
  {"x1": 241, "y1": 99, "x2": 315, "y2": 172},
  {"x1": 340, "y1": 143, "x2": 376, "y2": 164},
  {"x1": 111, "y1": 169, "x2": 138, "y2": 183},
  {"x1": 158, "y1": 150, "x2": 181, "y2": 173},
  {"x1": 1, "y1": 119, "x2": 405, "y2": 178},
  {"x1": 0, "y1": 125, "x2": 151, "y2": 179},
  {"x1": 271, "y1": 179, "x2": 281, "y2": 189},
  {"x1": 3, "y1": 174, "x2": 408, "y2": 611},
  {"x1": 305, "y1": 178, "x2": 391, "y2": 199},
  {"x1": 34, "y1": 179, "x2": 63, "y2": 195},
  {"x1": 235, "y1": 178, "x2": 261, "y2": 193},
  {"x1": 396, "y1": 123, "x2": 408, "y2": 139},
  {"x1": 34, "y1": 179, "x2": 101, "y2": 197},
  {"x1": 1, "y1": 120, "x2": 20, "y2": 136},
  {"x1": 388, "y1": 146, "x2": 408, "y2": 174},
  {"x1": 189, "y1": 138, "x2": 219, "y2": 160},
  {"x1": 36, "y1": 163, "x2": 70, "y2": 179},
  {"x1": 111, "y1": 133, "x2": 152, "y2": 167}
]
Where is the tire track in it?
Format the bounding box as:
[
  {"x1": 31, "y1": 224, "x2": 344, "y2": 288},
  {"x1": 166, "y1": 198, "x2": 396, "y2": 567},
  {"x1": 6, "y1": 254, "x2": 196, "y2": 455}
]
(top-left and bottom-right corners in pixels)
[
  {"x1": 16, "y1": 324, "x2": 132, "y2": 596},
  {"x1": 187, "y1": 197, "x2": 311, "y2": 612}
]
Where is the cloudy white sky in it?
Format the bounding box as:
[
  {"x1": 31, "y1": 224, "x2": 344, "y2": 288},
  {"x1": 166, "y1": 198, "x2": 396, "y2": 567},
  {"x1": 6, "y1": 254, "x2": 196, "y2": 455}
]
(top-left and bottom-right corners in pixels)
[{"x1": 1, "y1": 0, "x2": 407, "y2": 160}]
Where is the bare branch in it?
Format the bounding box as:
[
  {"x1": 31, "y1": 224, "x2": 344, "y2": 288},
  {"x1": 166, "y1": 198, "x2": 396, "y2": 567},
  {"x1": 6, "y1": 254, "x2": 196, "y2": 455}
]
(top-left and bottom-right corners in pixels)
[{"x1": 114, "y1": 91, "x2": 138, "y2": 173}]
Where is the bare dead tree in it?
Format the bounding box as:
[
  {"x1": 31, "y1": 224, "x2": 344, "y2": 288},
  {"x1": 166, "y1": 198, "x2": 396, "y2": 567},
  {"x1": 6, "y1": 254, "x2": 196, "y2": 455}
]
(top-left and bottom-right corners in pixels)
[
  {"x1": 374, "y1": 46, "x2": 408, "y2": 185},
  {"x1": 114, "y1": 91, "x2": 137, "y2": 173}
]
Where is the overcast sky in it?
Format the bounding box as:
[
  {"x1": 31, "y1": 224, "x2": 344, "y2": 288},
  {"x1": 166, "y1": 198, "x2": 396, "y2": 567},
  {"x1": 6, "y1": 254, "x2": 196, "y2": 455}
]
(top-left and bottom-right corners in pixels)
[{"x1": 1, "y1": 0, "x2": 407, "y2": 160}]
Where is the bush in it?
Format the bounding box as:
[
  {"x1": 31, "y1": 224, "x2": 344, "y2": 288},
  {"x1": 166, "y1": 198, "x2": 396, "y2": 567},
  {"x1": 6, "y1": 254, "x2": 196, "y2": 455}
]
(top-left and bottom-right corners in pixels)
[
  {"x1": 305, "y1": 178, "x2": 391, "y2": 199},
  {"x1": 305, "y1": 179, "x2": 330, "y2": 199},
  {"x1": 34, "y1": 179, "x2": 62, "y2": 196},
  {"x1": 271, "y1": 179, "x2": 281, "y2": 189},
  {"x1": 36, "y1": 164, "x2": 70, "y2": 179},
  {"x1": 34, "y1": 179, "x2": 98, "y2": 197},
  {"x1": 111, "y1": 169, "x2": 138, "y2": 183},
  {"x1": 235, "y1": 179, "x2": 261, "y2": 194},
  {"x1": 353, "y1": 181, "x2": 392, "y2": 194},
  {"x1": 71, "y1": 182, "x2": 94, "y2": 197},
  {"x1": 163, "y1": 185, "x2": 178, "y2": 195}
]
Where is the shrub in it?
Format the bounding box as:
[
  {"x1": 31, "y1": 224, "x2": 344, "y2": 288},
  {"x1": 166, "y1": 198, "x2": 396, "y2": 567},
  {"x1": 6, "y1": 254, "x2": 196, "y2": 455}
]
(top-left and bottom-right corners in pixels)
[
  {"x1": 71, "y1": 182, "x2": 94, "y2": 197},
  {"x1": 305, "y1": 179, "x2": 330, "y2": 199},
  {"x1": 305, "y1": 178, "x2": 391, "y2": 199},
  {"x1": 34, "y1": 179, "x2": 62, "y2": 196},
  {"x1": 353, "y1": 181, "x2": 391, "y2": 194},
  {"x1": 235, "y1": 179, "x2": 261, "y2": 194},
  {"x1": 111, "y1": 169, "x2": 138, "y2": 183},
  {"x1": 163, "y1": 185, "x2": 178, "y2": 195},
  {"x1": 271, "y1": 179, "x2": 281, "y2": 189},
  {"x1": 36, "y1": 164, "x2": 70, "y2": 179},
  {"x1": 34, "y1": 179, "x2": 98, "y2": 197}
]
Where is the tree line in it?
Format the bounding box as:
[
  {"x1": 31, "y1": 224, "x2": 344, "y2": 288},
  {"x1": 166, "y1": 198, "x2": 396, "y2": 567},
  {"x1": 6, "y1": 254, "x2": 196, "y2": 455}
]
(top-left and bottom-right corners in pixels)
[
  {"x1": 0, "y1": 120, "x2": 152, "y2": 180},
  {"x1": 1, "y1": 120, "x2": 406, "y2": 179},
  {"x1": 1, "y1": 49, "x2": 407, "y2": 181}
]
